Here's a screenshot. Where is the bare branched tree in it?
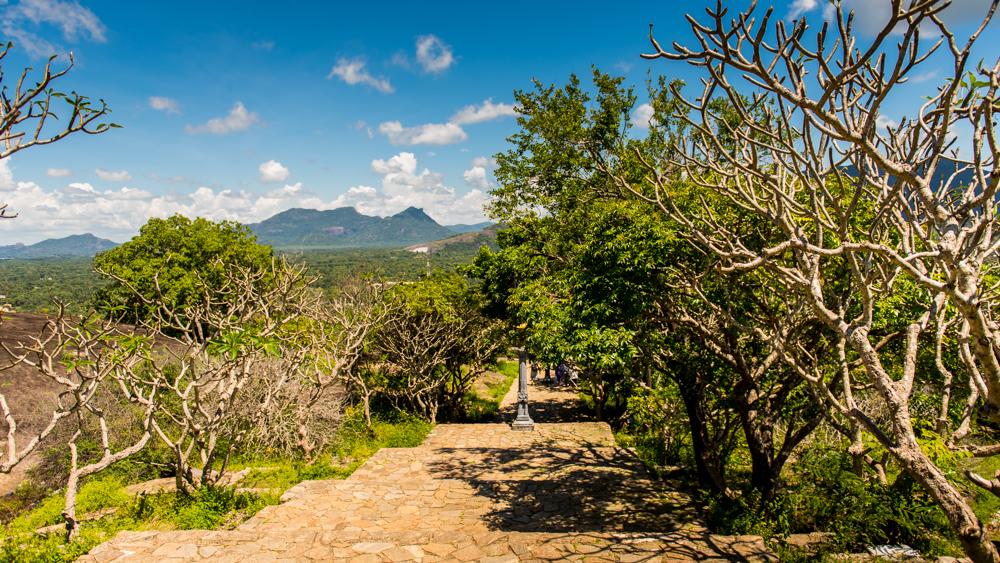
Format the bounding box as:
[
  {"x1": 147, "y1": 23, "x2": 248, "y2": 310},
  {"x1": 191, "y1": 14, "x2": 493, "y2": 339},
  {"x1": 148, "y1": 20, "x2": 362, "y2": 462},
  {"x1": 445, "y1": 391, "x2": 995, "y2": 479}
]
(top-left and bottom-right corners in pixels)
[
  {"x1": 99, "y1": 256, "x2": 318, "y2": 493},
  {"x1": 245, "y1": 276, "x2": 394, "y2": 456},
  {"x1": 0, "y1": 43, "x2": 119, "y2": 218},
  {"x1": 376, "y1": 311, "x2": 454, "y2": 424},
  {"x1": 630, "y1": 1, "x2": 1000, "y2": 560},
  {"x1": 1, "y1": 308, "x2": 160, "y2": 539}
]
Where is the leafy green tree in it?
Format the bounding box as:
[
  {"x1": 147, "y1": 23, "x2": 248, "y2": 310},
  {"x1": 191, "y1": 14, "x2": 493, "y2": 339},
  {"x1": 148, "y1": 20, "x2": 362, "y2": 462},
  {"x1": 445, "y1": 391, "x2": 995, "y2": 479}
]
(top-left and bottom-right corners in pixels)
[
  {"x1": 90, "y1": 215, "x2": 274, "y2": 324},
  {"x1": 374, "y1": 273, "x2": 505, "y2": 423},
  {"x1": 473, "y1": 68, "x2": 828, "y2": 503},
  {"x1": 636, "y1": 2, "x2": 1000, "y2": 560}
]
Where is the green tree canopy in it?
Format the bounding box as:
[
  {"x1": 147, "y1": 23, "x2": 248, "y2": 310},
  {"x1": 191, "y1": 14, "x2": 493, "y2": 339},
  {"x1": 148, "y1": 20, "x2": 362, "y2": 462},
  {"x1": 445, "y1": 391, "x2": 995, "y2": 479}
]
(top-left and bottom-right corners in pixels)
[{"x1": 89, "y1": 214, "x2": 274, "y2": 323}]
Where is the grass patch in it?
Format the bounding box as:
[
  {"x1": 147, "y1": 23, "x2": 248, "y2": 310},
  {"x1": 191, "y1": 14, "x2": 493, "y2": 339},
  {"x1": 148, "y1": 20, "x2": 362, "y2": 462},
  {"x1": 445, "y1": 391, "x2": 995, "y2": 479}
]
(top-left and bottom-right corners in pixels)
[
  {"x1": 1, "y1": 485, "x2": 274, "y2": 563},
  {"x1": 0, "y1": 407, "x2": 433, "y2": 563},
  {"x1": 240, "y1": 407, "x2": 433, "y2": 490},
  {"x1": 462, "y1": 361, "x2": 517, "y2": 423}
]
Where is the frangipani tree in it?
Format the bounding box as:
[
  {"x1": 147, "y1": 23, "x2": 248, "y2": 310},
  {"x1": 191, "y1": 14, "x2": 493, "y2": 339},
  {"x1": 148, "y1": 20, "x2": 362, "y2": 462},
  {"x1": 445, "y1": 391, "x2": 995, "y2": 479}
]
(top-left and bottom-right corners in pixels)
[{"x1": 632, "y1": 1, "x2": 1000, "y2": 560}]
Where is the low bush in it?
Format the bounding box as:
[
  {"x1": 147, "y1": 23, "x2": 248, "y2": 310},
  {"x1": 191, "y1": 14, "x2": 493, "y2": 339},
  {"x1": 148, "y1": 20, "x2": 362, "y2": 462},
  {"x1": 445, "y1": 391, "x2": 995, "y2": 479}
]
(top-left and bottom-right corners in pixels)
[{"x1": 702, "y1": 446, "x2": 959, "y2": 558}]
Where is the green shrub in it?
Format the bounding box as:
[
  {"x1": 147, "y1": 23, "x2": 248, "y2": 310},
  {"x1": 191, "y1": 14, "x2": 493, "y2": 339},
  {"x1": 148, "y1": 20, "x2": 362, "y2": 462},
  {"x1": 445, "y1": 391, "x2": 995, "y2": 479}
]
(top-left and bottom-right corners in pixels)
[{"x1": 703, "y1": 446, "x2": 959, "y2": 557}]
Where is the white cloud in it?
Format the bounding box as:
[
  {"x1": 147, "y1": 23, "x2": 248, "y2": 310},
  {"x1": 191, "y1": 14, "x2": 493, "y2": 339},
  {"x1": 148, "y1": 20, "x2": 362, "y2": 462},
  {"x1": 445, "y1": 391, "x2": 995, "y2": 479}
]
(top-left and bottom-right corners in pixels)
[
  {"x1": 149, "y1": 96, "x2": 180, "y2": 114},
  {"x1": 95, "y1": 168, "x2": 132, "y2": 182},
  {"x1": 46, "y1": 168, "x2": 73, "y2": 177},
  {"x1": 463, "y1": 166, "x2": 490, "y2": 190},
  {"x1": 786, "y1": 0, "x2": 818, "y2": 20},
  {"x1": 451, "y1": 99, "x2": 517, "y2": 124},
  {"x1": 379, "y1": 121, "x2": 467, "y2": 146},
  {"x1": 259, "y1": 160, "x2": 290, "y2": 183},
  {"x1": 322, "y1": 151, "x2": 486, "y2": 223},
  {"x1": 252, "y1": 40, "x2": 274, "y2": 51},
  {"x1": 0, "y1": 0, "x2": 106, "y2": 57},
  {"x1": 390, "y1": 50, "x2": 410, "y2": 69},
  {"x1": 471, "y1": 156, "x2": 497, "y2": 168},
  {"x1": 327, "y1": 57, "x2": 394, "y2": 94},
  {"x1": 631, "y1": 103, "x2": 656, "y2": 129},
  {"x1": 371, "y1": 152, "x2": 418, "y2": 175},
  {"x1": 876, "y1": 114, "x2": 899, "y2": 129},
  {"x1": 0, "y1": 158, "x2": 15, "y2": 191},
  {"x1": 0, "y1": 154, "x2": 489, "y2": 243},
  {"x1": 415, "y1": 34, "x2": 455, "y2": 74},
  {"x1": 184, "y1": 102, "x2": 260, "y2": 135}
]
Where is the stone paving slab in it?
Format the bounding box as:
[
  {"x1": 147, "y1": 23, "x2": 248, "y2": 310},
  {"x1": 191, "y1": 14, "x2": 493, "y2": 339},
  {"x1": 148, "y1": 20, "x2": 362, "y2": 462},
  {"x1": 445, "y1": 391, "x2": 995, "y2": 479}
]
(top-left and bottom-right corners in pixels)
[
  {"x1": 422, "y1": 424, "x2": 615, "y2": 449},
  {"x1": 348, "y1": 446, "x2": 643, "y2": 482},
  {"x1": 79, "y1": 528, "x2": 776, "y2": 563},
  {"x1": 78, "y1": 387, "x2": 774, "y2": 563}
]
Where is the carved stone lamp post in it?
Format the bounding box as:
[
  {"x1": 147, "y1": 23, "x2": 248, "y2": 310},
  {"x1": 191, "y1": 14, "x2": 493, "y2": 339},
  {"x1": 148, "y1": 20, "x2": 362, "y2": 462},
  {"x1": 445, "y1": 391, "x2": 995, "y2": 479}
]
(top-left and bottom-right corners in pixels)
[{"x1": 511, "y1": 347, "x2": 535, "y2": 431}]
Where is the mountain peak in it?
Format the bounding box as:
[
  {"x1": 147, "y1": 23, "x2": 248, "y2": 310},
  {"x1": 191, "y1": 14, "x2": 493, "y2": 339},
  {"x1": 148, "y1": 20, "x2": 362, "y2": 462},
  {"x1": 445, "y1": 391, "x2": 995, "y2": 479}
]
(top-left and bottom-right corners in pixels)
[
  {"x1": 250, "y1": 205, "x2": 454, "y2": 249},
  {"x1": 392, "y1": 207, "x2": 435, "y2": 223}
]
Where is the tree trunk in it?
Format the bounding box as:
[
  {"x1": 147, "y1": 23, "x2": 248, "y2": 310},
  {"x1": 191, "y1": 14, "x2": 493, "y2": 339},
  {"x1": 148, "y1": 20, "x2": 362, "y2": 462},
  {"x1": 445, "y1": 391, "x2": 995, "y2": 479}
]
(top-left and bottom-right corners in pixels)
[
  {"x1": 734, "y1": 384, "x2": 781, "y2": 502},
  {"x1": 678, "y1": 382, "x2": 727, "y2": 493},
  {"x1": 898, "y1": 441, "x2": 999, "y2": 563},
  {"x1": 63, "y1": 471, "x2": 80, "y2": 541}
]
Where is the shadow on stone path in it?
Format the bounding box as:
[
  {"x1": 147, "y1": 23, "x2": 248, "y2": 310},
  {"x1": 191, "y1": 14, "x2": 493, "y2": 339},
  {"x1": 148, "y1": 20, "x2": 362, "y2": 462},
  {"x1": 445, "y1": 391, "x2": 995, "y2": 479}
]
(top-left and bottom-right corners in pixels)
[
  {"x1": 78, "y1": 375, "x2": 776, "y2": 563},
  {"x1": 495, "y1": 375, "x2": 594, "y2": 424}
]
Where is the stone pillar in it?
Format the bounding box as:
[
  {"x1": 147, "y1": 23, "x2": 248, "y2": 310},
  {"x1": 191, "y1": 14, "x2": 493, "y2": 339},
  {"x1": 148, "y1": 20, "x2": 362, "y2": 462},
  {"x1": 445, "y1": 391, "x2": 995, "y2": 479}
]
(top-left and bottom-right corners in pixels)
[{"x1": 512, "y1": 347, "x2": 535, "y2": 431}]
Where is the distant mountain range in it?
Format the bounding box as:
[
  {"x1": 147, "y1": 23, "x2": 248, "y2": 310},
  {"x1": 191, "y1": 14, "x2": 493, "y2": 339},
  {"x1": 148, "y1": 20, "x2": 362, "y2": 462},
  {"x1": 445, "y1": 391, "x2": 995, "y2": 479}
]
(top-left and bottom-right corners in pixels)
[
  {"x1": 0, "y1": 234, "x2": 120, "y2": 259},
  {"x1": 0, "y1": 207, "x2": 495, "y2": 258},
  {"x1": 250, "y1": 206, "x2": 474, "y2": 249}
]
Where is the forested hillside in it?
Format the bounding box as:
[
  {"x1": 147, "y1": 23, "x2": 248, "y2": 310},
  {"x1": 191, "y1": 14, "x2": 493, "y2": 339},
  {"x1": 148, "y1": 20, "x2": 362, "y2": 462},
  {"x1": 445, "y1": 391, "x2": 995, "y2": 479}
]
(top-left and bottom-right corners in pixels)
[
  {"x1": 0, "y1": 233, "x2": 496, "y2": 315},
  {"x1": 0, "y1": 257, "x2": 107, "y2": 315}
]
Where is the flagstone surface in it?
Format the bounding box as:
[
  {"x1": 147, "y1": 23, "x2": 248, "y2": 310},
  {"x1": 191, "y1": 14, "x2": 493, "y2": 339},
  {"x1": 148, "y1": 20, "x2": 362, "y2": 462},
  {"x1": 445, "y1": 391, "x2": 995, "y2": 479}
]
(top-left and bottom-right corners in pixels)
[{"x1": 77, "y1": 377, "x2": 775, "y2": 563}]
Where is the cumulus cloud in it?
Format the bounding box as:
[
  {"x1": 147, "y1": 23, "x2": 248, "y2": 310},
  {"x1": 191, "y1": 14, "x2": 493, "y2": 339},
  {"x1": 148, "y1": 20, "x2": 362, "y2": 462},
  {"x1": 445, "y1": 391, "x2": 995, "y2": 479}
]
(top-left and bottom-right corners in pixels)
[
  {"x1": 322, "y1": 151, "x2": 486, "y2": 223},
  {"x1": 149, "y1": 96, "x2": 180, "y2": 114},
  {"x1": 371, "y1": 152, "x2": 418, "y2": 174},
  {"x1": 415, "y1": 34, "x2": 455, "y2": 73},
  {"x1": 471, "y1": 156, "x2": 497, "y2": 168},
  {"x1": 184, "y1": 102, "x2": 260, "y2": 135},
  {"x1": 450, "y1": 99, "x2": 517, "y2": 124},
  {"x1": 463, "y1": 166, "x2": 490, "y2": 190},
  {"x1": 46, "y1": 168, "x2": 73, "y2": 178},
  {"x1": 0, "y1": 0, "x2": 106, "y2": 58},
  {"x1": 631, "y1": 103, "x2": 656, "y2": 129},
  {"x1": 327, "y1": 57, "x2": 394, "y2": 94},
  {"x1": 0, "y1": 153, "x2": 488, "y2": 243},
  {"x1": 0, "y1": 158, "x2": 15, "y2": 191},
  {"x1": 259, "y1": 160, "x2": 290, "y2": 183},
  {"x1": 379, "y1": 121, "x2": 467, "y2": 146},
  {"x1": 95, "y1": 168, "x2": 132, "y2": 182}
]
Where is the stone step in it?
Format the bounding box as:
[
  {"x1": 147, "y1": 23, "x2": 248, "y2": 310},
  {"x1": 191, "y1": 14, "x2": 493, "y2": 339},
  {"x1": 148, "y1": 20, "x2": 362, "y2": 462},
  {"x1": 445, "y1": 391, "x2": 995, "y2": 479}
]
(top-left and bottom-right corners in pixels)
[
  {"x1": 78, "y1": 527, "x2": 777, "y2": 563},
  {"x1": 421, "y1": 423, "x2": 615, "y2": 449},
  {"x1": 348, "y1": 446, "x2": 649, "y2": 482},
  {"x1": 238, "y1": 477, "x2": 706, "y2": 536}
]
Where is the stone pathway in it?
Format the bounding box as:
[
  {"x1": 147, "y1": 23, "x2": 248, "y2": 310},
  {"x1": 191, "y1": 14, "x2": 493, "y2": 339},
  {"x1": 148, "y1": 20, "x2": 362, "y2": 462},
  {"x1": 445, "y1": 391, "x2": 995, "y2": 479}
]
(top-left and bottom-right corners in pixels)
[{"x1": 78, "y1": 374, "x2": 775, "y2": 563}]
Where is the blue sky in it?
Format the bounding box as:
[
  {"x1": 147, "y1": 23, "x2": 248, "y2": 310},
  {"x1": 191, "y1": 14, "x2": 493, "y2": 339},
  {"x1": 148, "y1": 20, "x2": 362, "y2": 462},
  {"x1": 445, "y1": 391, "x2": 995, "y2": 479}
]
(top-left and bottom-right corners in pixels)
[{"x1": 0, "y1": 0, "x2": 995, "y2": 244}]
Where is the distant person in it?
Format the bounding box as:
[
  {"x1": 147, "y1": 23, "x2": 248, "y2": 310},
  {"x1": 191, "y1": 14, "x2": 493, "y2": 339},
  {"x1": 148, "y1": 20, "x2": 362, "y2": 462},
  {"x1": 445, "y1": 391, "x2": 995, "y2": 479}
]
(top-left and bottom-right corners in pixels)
[
  {"x1": 555, "y1": 363, "x2": 569, "y2": 387},
  {"x1": 530, "y1": 362, "x2": 539, "y2": 384}
]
